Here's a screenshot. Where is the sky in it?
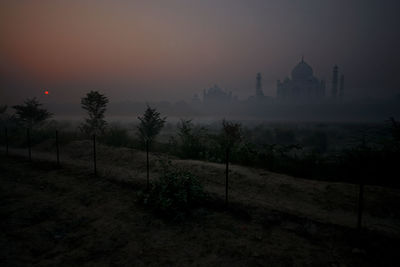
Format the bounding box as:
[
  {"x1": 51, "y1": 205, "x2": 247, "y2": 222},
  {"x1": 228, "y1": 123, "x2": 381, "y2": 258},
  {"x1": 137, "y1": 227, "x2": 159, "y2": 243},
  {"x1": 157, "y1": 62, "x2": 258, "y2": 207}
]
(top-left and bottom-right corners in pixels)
[{"x1": 1, "y1": 0, "x2": 399, "y2": 105}]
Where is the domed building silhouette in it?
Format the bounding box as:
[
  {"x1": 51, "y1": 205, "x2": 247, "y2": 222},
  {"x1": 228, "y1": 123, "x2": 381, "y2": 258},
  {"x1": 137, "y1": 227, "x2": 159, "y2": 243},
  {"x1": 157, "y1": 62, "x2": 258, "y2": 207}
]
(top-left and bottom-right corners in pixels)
[{"x1": 277, "y1": 57, "x2": 325, "y2": 103}]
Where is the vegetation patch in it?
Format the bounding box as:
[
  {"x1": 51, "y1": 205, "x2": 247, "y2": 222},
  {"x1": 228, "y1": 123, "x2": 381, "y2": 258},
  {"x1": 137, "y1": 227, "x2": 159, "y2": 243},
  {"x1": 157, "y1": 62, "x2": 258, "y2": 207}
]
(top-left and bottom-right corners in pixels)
[{"x1": 138, "y1": 161, "x2": 207, "y2": 220}]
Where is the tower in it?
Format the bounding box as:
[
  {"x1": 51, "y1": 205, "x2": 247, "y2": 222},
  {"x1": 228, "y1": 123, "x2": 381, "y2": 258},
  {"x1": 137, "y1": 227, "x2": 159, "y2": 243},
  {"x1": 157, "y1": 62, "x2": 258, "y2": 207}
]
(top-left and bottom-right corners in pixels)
[
  {"x1": 331, "y1": 65, "x2": 338, "y2": 99},
  {"x1": 339, "y1": 74, "x2": 344, "y2": 102},
  {"x1": 256, "y1": 72, "x2": 264, "y2": 98}
]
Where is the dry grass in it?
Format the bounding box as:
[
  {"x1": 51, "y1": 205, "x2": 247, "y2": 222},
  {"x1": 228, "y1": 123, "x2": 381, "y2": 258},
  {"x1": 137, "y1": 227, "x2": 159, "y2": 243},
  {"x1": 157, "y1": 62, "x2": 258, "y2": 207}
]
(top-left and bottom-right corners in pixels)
[{"x1": 1, "y1": 141, "x2": 400, "y2": 266}]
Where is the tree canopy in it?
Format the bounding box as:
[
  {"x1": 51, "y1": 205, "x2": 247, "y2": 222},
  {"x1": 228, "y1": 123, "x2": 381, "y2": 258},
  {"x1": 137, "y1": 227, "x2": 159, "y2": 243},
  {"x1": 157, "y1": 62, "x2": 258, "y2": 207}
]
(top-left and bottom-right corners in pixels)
[
  {"x1": 137, "y1": 105, "x2": 166, "y2": 144},
  {"x1": 12, "y1": 98, "x2": 53, "y2": 128},
  {"x1": 221, "y1": 119, "x2": 242, "y2": 148},
  {"x1": 80, "y1": 91, "x2": 109, "y2": 136}
]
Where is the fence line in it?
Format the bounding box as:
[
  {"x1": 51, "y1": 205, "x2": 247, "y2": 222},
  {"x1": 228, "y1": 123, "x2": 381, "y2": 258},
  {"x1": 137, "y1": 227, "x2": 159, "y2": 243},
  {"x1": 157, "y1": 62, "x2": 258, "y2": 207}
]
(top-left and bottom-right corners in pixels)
[{"x1": 1, "y1": 126, "x2": 370, "y2": 233}]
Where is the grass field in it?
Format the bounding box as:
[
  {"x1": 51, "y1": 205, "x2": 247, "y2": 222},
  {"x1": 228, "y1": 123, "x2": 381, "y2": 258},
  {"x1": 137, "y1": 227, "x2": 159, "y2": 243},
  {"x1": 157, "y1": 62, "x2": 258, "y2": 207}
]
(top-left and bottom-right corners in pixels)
[{"x1": 1, "y1": 141, "x2": 399, "y2": 266}]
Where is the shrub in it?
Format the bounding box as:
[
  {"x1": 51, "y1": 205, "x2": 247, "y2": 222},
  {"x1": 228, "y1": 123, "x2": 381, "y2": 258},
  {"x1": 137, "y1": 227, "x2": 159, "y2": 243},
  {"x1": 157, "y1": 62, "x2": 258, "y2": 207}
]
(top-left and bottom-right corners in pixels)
[
  {"x1": 302, "y1": 131, "x2": 328, "y2": 153},
  {"x1": 139, "y1": 161, "x2": 207, "y2": 220},
  {"x1": 99, "y1": 125, "x2": 133, "y2": 147},
  {"x1": 176, "y1": 119, "x2": 207, "y2": 159},
  {"x1": 275, "y1": 128, "x2": 296, "y2": 145}
]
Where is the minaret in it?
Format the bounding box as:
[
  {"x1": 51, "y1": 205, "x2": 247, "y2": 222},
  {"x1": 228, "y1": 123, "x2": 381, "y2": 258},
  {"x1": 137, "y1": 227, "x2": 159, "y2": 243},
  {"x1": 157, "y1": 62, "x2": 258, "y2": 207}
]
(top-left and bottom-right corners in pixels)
[
  {"x1": 331, "y1": 65, "x2": 338, "y2": 100},
  {"x1": 339, "y1": 74, "x2": 344, "y2": 102},
  {"x1": 256, "y1": 72, "x2": 264, "y2": 98}
]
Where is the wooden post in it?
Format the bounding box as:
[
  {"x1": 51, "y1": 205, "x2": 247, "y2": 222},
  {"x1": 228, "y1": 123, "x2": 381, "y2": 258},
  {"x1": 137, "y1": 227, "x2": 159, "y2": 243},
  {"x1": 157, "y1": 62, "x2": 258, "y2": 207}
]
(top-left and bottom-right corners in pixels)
[
  {"x1": 27, "y1": 128, "x2": 31, "y2": 161},
  {"x1": 357, "y1": 183, "x2": 364, "y2": 232},
  {"x1": 5, "y1": 127, "x2": 8, "y2": 156},
  {"x1": 225, "y1": 147, "x2": 229, "y2": 205},
  {"x1": 146, "y1": 140, "x2": 150, "y2": 190},
  {"x1": 93, "y1": 134, "x2": 97, "y2": 176},
  {"x1": 56, "y1": 130, "x2": 60, "y2": 167}
]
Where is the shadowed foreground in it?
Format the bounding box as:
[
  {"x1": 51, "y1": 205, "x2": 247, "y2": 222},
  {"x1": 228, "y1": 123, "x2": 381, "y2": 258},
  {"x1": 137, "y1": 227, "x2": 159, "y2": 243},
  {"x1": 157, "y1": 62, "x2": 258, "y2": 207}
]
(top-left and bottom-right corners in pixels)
[{"x1": 0, "y1": 148, "x2": 399, "y2": 266}]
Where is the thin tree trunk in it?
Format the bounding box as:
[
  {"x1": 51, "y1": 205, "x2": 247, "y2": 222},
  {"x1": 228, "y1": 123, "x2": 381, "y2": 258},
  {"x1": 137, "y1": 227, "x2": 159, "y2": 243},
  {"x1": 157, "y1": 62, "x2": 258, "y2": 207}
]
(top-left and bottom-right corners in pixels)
[
  {"x1": 146, "y1": 140, "x2": 150, "y2": 190},
  {"x1": 225, "y1": 147, "x2": 229, "y2": 205},
  {"x1": 93, "y1": 134, "x2": 97, "y2": 176},
  {"x1": 56, "y1": 130, "x2": 60, "y2": 167},
  {"x1": 27, "y1": 128, "x2": 31, "y2": 161},
  {"x1": 5, "y1": 127, "x2": 8, "y2": 156},
  {"x1": 357, "y1": 183, "x2": 364, "y2": 232}
]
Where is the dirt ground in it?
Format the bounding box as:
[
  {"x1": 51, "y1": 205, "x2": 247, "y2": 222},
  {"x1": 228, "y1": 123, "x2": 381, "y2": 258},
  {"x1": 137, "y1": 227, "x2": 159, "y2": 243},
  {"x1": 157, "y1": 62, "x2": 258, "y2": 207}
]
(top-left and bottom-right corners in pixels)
[{"x1": 1, "y1": 142, "x2": 399, "y2": 266}]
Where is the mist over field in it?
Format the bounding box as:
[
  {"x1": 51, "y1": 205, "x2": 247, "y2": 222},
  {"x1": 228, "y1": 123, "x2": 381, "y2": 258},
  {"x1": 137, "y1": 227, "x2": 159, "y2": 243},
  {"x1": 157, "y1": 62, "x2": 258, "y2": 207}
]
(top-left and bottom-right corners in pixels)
[{"x1": 1, "y1": 1, "x2": 400, "y2": 266}]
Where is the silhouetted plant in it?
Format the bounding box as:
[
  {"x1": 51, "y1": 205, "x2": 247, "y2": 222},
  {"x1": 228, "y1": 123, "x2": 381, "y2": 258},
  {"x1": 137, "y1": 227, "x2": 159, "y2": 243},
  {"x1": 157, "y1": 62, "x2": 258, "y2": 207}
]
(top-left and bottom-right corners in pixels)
[
  {"x1": 303, "y1": 131, "x2": 328, "y2": 153},
  {"x1": 138, "y1": 160, "x2": 206, "y2": 220},
  {"x1": 0, "y1": 105, "x2": 7, "y2": 114},
  {"x1": 12, "y1": 98, "x2": 53, "y2": 129},
  {"x1": 388, "y1": 117, "x2": 400, "y2": 149},
  {"x1": 80, "y1": 91, "x2": 109, "y2": 136},
  {"x1": 275, "y1": 128, "x2": 296, "y2": 145},
  {"x1": 100, "y1": 125, "x2": 133, "y2": 147},
  {"x1": 231, "y1": 141, "x2": 258, "y2": 165},
  {"x1": 137, "y1": 105, "x2": 166, "y2": 189},
  {"x1": 177, "y1": 119, "x2": 207, "y2": 159},
  {"x1": 0, "y1": 105, "x2": 10, "y2": 128},
  {"x1": 221, "y1": 119, "x2": 242, "y2": 204}
]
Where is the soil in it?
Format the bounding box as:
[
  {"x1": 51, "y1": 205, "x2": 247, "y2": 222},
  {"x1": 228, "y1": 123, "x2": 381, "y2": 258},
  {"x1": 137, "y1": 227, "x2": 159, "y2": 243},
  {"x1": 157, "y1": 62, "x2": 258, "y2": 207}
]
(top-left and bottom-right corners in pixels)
[{"x1": 1, "y1": 141, "x2": 399, "y2": 266}]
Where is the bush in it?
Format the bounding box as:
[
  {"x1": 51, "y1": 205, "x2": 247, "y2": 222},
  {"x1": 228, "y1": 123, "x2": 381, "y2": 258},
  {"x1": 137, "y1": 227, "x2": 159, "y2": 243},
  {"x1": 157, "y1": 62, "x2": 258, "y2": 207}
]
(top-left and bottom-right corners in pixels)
[
  {"x1": 302, "y1": 131, "x2": 328, "y2": 153},
  {"x1": 99, "y1": 125, "x2": 133, "y2": 147},
  {"x1": 275, "y1": 128, "x2": 296, "y2": 145},
  {"x1": 176, "y1": 119, "x2": 207, "y2": 159},
  {"x1": 139, "y1": 161, "x2": 207, "y2": 220}
]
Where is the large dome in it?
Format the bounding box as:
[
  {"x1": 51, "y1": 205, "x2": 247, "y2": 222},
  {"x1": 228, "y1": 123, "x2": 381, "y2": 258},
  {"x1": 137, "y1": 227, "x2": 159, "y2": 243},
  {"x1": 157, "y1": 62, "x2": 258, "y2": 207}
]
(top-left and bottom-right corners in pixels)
[{"x1": 291, "y1": 59, "x2": 313, "y2": 80}]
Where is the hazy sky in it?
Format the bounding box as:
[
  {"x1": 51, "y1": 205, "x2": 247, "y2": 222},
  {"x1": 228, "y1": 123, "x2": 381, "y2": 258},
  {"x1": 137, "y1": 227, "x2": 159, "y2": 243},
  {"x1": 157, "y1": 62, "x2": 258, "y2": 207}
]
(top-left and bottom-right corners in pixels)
[{"x1": 1, "y1": 0, "x2": 399, "y2": 104}]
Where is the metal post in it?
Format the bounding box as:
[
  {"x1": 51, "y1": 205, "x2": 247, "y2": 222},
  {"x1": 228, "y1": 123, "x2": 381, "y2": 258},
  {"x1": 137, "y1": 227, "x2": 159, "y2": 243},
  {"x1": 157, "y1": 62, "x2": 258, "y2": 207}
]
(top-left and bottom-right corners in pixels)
[
  {"x1": 56, "y1": 130, "x2": 60, "y2": 167},
  {"x1": 93, "y1": 134, "x2": 97, "y2": 176},
  {"x1": 27, "y1": 128, "x2": 31, "y2": 161}
]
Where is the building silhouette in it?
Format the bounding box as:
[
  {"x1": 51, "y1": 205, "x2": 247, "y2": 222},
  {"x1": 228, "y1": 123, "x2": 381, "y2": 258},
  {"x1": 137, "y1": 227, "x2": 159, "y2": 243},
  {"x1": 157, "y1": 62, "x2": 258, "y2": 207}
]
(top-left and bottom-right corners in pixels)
[
  {"x1": 255, "y1": 73, "x2": 264, "y2": 98},
  {"x1": 276, "y1": 58, "x2": 325, "y2": 103},
  {"x1": 331, "y1": 65, "x2": 339, "y2": 100},
  {"x1": 202, "y1": 85, "x2": 233, "y2": 106}
]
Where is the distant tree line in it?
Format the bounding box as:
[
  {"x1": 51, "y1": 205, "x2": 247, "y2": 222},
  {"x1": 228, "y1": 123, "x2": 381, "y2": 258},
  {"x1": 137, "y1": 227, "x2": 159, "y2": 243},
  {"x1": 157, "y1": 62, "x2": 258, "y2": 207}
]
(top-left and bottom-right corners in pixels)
[{"x1": 1, "y1": 92, "x2": 400, "y2": 188}]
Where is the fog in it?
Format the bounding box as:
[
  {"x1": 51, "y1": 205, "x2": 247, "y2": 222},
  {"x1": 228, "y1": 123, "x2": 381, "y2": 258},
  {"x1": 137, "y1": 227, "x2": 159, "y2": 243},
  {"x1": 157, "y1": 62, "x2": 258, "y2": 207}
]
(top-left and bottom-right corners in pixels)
[{"x1": 1, "y1": 0, "x2": 400, "y2": 122}]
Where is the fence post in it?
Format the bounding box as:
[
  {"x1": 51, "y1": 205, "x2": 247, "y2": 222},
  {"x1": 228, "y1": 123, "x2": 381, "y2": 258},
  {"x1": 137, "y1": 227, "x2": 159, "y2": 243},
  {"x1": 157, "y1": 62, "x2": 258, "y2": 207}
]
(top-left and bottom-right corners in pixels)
[
  {"x1": 5, "y1": 127, "x2": 8, "y2": 156},
  {"x1": 93, "y1": 134, "x2": 97, "y2": 176},
  {"x1": 27, "y1": 128, "x2": 31, "y2": 161},
  {"x1": 225, "y1": 147, "x2": 229, "y2": 205},
  {"x1": 146, "y1": 140, "x2": 149, "y2": 190},
  {"x1": 56, "y1": 130, "x2": 60, "y2": 167},
  {"x1": 357, "y1": 183, "x2": 364, "y2": 232}
]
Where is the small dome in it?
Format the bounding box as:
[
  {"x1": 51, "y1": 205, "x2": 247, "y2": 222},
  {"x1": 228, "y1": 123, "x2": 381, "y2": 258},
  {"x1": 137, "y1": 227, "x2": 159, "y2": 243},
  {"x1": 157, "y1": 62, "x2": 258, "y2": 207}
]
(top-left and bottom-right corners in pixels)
[{"x1": 291, "y1": 59, "x2": 313, "y2": 80}]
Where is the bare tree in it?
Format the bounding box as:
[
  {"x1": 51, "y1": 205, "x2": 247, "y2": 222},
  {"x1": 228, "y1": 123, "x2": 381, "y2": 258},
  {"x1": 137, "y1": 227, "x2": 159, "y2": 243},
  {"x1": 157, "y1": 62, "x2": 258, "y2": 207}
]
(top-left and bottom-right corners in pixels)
[
  {"x1": 80, "y1": 91, "x2": 109, "y2": 136},
  {"x1": 137, "y1": 105, "x2": 166, "y2": 189},
  {"x1": 221, "y1": 119, "x2": 242, "y2": 204}
]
